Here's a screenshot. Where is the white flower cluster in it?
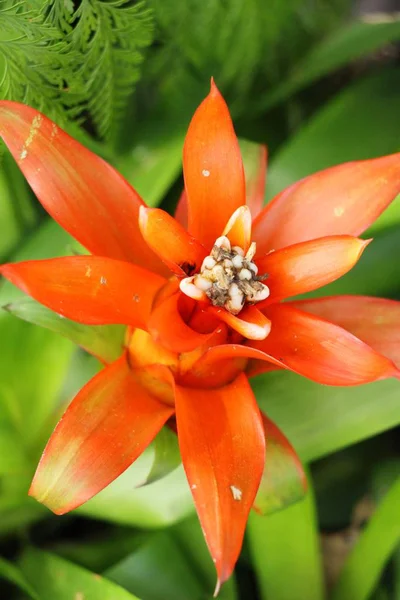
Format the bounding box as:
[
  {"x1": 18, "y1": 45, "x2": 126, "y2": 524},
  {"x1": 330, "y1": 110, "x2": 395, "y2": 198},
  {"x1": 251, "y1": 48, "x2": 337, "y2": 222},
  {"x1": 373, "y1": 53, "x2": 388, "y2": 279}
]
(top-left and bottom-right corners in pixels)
[{"x1": 180, "y1": 235, "x2": 269, "y2": 315}]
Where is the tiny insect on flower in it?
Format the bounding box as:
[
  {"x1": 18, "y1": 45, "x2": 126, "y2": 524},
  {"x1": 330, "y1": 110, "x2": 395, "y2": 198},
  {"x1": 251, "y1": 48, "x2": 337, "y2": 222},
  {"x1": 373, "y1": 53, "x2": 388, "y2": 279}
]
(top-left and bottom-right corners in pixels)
[{"x1": 1, "y1": 79, "x2": 400, "y2": 593}]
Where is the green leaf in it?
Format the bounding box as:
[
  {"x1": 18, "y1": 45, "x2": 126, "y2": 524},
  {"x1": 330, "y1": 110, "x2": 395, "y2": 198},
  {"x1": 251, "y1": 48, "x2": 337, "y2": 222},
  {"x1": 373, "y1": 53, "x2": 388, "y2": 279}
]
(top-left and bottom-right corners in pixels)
[
  {"x1": 0, "y1": 498, "x2": 46, "y2": 536},
  {"x1": 106, "y1": 531, "x2": 204, "y2": 600},
  {"x1": 265, "y1": 67, "x2": 400, "y2": 203},
  {"x1": 0, "y1": 556, "x2": 39, "y2": 600},
  {"x1": 78, "y1": 463, "x2": 194, "y2": 528},
  {"x1": 254, "y1": 20, "x2": 400, "y2": 112},
  {"x1": 370, "y1": 588, "x2": 390, "y2": 600},
  {"x1": 0, "y1": 151, "x2": 37, "y2": 260},
  {"x1": 149, "y1": 0, "x2": 347, "y2": 112},
  {"x1": 253, "y1": 372, "x2": 400, "y2": 464},
  {"x1": 240, "y1": 139, "x2": 265, "y2": 181},
  {"x1": 254, "y1": 414, "x2": 307, "y2": 515},
  {"x1": 3, "y1": 150, "x2": 38, "y2": 229},
  {"x1": 19, "y1": 548, "x2": 140, "y2": 600},
  {"x1": 106, "y1": 519, "x2": 238, "y2": 600},
  {"x1": 331, "y1": 476, "x2": 400, "y2": 600},
  {"x1": 117, "y1": 127, "x2": 185, "y2": 207},
  {"x1": 394, "y1": 545, "x2": 400, "y2": 600},
  {"x1": 0, "y1": 314, "x2": 74, "y2": 454},
  {"x1": 239, "y1": 138, "x2": 266, "y2": 207},
  {"x1": 370, "y1": 458, "x2": 400, "y2": 502},
  {"x1": 172, "y1": 514, "x2": 238, "y2": 600},
  {"x1": 143, "y1": 426, "x2": 181, "y2": 486},
  {"x1": 248, "y1": 480, "x2": 324, "y2": 600},
  {"x1": 0, "y1": 360, "x2": 31, "y2": 474},
  {"x1": 5, "y1": 298, "x2": 125, "y2": 364},
  {"x1": 0, "y1": 426, "x2": 27, "y2": 476},
  {"x1": 0, "y1": 312, "x2": 74, "y2": 445},
  {"x1": 0, "y1": 312, "x2": 74, "y2": 533},
  {"x1": 0, "y1": 219, "x2": 80, "y2": 530},
  {"x1": 50, "y1": 529, "x2": 148, "y2": 573}
]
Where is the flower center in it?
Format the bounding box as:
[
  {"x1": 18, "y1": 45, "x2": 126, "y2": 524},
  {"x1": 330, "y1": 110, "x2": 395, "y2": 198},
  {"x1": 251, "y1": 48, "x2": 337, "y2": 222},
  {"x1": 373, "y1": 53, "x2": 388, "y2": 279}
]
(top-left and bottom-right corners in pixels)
[{"x1": 180, "y1": 235, "x2": 270, "y2": 315}]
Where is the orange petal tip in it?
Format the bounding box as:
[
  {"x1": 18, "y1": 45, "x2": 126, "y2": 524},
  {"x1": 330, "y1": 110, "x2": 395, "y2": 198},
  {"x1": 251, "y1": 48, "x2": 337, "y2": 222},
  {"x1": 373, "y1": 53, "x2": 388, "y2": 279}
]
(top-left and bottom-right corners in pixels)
[
  {"x1": 138, "y1": 204, "x2": 150, "y2": 229},
  {"x1": 222, "y1": 205, "x2": 252, "y2": 251},
  {"x1": 213, "y1": 578, "x2": 222, "y2": 597},
  {"x1": 359, "y1": 237, "x2": 373, "y2": 256},
  {"x1": 244, "y1": 321, "x2": 270, "y2": 341}
]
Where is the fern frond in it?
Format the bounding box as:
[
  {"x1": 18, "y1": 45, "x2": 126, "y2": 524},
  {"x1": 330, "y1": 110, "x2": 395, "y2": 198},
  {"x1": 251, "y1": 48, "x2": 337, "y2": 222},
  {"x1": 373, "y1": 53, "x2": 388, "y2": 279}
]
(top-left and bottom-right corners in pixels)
[
  {"x1": 0, "y1": 1, "x2": 82, "y2": 125},
  {"x1": 47, "y1": 0, "x2": 154, "y2": 139},
  {"x1": 42, "y1": 0, "x2": 75, "y2": 33},
  {"x1": 0, "y1": 0, "x2": 153, "y2": 139}
]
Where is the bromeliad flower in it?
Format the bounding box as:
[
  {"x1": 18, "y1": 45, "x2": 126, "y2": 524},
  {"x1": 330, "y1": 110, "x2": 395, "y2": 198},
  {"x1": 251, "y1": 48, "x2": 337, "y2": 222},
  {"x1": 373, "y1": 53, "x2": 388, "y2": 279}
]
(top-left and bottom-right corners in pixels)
[{"x1": 1, "y1": 80, "x2": 400, "y2": 591}]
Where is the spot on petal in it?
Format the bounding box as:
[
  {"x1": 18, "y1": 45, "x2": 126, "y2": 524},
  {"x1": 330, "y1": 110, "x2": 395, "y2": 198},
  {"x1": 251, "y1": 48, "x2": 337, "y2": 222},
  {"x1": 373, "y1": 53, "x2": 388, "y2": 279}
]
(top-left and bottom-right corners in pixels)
[
  {"x1": 100, "y1": 276, "x2": 107, "y2": 285},
  {"x1": 202, "y1": 169, "x2": 210, "y2": 177},
  {"x1": 51, "y1": 123, "x2": 59, "y2": 140},
  {"x1": 334, "y1": 206, "x2": 345, "y2": 217},
  {"x1": 373, "y1": 315, "x2": 385, "y2": 325},
  {"x1": 85, "y1": 266, "x2": 92, "y2": 277},
  {"x1": 19, "y1": 114, "x2": 43, "y2": 161},
  {"x1": 230, "y1": 485, "x2": 242, "y2": 501},
  {"x1": 191, "y1": 483, "x2": 197, "y2": 490}
]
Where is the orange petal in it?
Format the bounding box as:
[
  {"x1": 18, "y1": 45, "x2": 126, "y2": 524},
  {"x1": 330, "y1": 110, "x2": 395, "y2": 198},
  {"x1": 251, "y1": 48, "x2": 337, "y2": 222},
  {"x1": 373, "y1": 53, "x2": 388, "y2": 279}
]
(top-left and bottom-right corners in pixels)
[
  {"x1": 256, "y1": 236, "x2": 370, "y2": 303},
  {"x1": 250, "y1": 303, "x2": 399, "y2": 385},
  {"x1": 0, "y1": 102, "x2": 166, "y2": 275},
  {"x1": 1, "y1": 257, "x2": 165, "y2": 328},
  {"x1": 183, "y1": 80, "x2": 245, "y2": 250},
  {"x1": 174, "y1": 373, "x2": 265, "y2": 589},
  {"x1": 208, "y1": 305, "x2": 271, "y2": 341},
  {"x1": 127, "y1": 328, "x2": 179, "y2": 373},
  {"x1": 129, "y1": 363, "x2": 176, "y2": 407},
  {"x1": 254, "y1": 413, "x2": 307, "y2": 515},
  {"x1": 222, "y1": 205, "x2": 252, "y2": 252},
  {"x1": 253, "y1": 153, "x2": 400, "y2": 254},
  {"x1": 139, "y1": 206, "x2": 207, "y2": 277},
  {"x1": 178, "y1": 323, "x2": 229, "y2": 376},
  {"x1": 293, "y1": 296, "x2": 400, "y2": 369},
  {"x1": 183, "y1": 343, "x2": 283, "y2": 389},
  {"x1": 243, "y1": 144, "x2": 267, "y2": 219},
  {"x1": 246, "y1": 360, "x2": 283, "y2": 378},
  {"x1": 176, "y1": 144, "x2": 267, "y2": 229},
  {"x1": 148, "y1": 292, "x2": 218, "y2": 353},
  {"x1": 187, "y1": 305, "x2": 223, "y2": 333},
  {"x1": 29, "y1": 356, "x2": 173, "y2": 514}
]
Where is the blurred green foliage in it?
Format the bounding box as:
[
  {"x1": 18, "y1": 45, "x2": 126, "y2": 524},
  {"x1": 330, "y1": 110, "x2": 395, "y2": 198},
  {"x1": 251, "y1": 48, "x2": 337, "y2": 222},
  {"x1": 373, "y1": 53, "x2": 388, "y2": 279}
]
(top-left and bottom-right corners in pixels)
[{"x1": 1, "y1": 0, "x2": 400, "y2": 598}]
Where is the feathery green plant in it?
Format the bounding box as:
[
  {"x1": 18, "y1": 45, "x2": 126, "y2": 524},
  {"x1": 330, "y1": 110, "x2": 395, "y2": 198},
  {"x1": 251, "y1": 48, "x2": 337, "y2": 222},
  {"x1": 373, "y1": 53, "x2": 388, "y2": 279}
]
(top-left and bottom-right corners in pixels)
[{"x1": 0, "y1": 0, "x2": 154, "y2": 139}]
